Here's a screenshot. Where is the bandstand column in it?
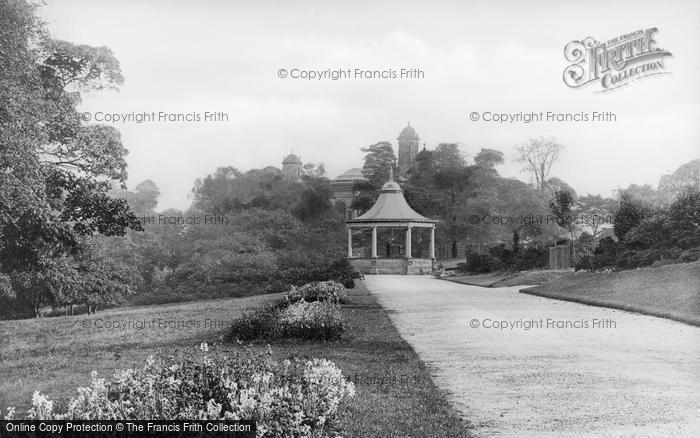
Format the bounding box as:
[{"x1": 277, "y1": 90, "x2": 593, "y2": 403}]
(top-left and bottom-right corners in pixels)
[
  {"x1": 429, "y1": 226, "x2": 435, "y2": 259},
  {"x1": 347, "y1": 227, "x2": 353, "y2": 258},
  {"x1": 371, "y1": 226, "x2": 378, "y2": 258},
  {"x1": 405, "y1": 226, "x2": 412, "y2": 259}
]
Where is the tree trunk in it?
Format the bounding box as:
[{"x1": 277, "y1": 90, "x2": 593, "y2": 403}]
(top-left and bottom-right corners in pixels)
[{"x1": 512, "y1": 230, "x2": 520, "y2": 252}]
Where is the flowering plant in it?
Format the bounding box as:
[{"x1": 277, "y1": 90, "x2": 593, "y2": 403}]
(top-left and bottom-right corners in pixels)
[
  {"x1": 277, "y1": 300, "x2": 344, "y2": 341},
  {"x1": 4, "y1": 344, "x2": 355, "y2": 438}
]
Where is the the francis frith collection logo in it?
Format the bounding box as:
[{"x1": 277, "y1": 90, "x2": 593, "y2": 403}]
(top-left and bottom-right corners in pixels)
[{"x1": 563, "y1": 28, "x2": 672, "y2": 92}]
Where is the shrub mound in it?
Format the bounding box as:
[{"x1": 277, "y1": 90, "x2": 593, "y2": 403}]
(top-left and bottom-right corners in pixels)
[
  {"x1": 287, "y1": 281, "x2": 349, "y2": 304},
  {"x1": 4, "y1": 344, "x2": 355, "y2": 437},
  {"x1": 227, "y1": 281, "x2": 348, "y2": 342}
]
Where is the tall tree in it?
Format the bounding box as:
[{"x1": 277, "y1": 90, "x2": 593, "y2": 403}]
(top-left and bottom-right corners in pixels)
[
  {"x1": 622, "y1": 184, "x2": 658, "y2": 205},
  {"x1": 496, "y1": 179, "x2": 554, "y2": 251},
  {"x1": 577, "y1": 194, "x2": 616, "y2": 238},
  {"x1": 474, "y1": 148, "x2": 504, "y2": 170},
  {"x1": 514, "y1": 136, "x2": 564, "y2": 191},
  {"x1": 351, "y1": 142, "x2": 397, "y2": 213},
  {"x1": 0, "y1": 0, "x2": 140, "y2": 316},
  {"x1": 550, "y1": 190, "x2": 578, "y2": 257},
  {"x1": 658, "y1": 159, "x2": 700, "y2": 203},
  {"x1": 433, "y1": 143, "x2": 466, "y2": 169},
  {"x1": 360, "y1": 141, "x2": 397, "y2": 187}
]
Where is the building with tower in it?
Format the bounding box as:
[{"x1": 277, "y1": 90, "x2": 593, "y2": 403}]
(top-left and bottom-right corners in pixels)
[
  {"x1": 281, "y1": 152, "x2": 303, "y2": 180},
  {"x1": 397, "y1": 122, "x2": 420, "y2": 178},
  {"x1": 330, "y1": 122, "x2": 424, "y2": 220}
]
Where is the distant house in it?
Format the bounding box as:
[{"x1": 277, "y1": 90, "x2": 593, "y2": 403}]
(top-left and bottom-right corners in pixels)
[
  {"x1": 329, "y1": 122, "x2": 421, "y2": 221},
  {"x1": 330, "y1": 168, "x2": 367, "y2": 220}
]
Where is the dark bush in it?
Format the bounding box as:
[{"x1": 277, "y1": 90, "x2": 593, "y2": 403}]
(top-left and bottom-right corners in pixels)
[
  {"x1": 679, "y1": 248, "x2": 700, "y2": 263},
  {"x1": 668, "y1": 188, "x2": 700, "y2": 249},
  {"x1": 279, "y1": 258, "x2": 356, "y2": 289},
  {"x1": 624, "y1": 213, "x2": 670, "y2": 250},
  {"x1": 226, "y1": 302, "x2": 286, "y2": 341},
  {"x1": 574, "y1": 255, "x2": 594, "y2": 272},
  {"x1": 462, "y1": 252, "x2": 500, "y2": 273},
  {"x1": 613, "y1": 194, "x2": 651, "y2": 240},
  {"x1": 590, "y1": 237, "x2": 620, "y2": 269},
  {"x1": 460, "y1": 245, "x2": 548, "y2": 274},
  {"x1": 512, "y1": 246, "x2": 549, "y2": 271}
]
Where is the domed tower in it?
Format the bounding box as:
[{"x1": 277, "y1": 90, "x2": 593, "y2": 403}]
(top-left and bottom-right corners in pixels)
[
  {"x1": 282, "y1": 152, "x2": 303, "y2": 180},
  {"x1": 397, "y1": 122, "x2": 420, "y2": 178}
]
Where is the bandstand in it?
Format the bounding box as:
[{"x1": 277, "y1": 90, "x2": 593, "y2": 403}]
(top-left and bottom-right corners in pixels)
[{"x1": 346, "y1": 171, "x2": 437, "y2": 275}]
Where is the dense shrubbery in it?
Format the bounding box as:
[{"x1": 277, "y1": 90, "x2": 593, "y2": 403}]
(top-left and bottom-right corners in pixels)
[
  {"x1": 226, "y1": 302, "x2": 287, "y2": 340},
  {"x1": 459, "y1": 245, "x2": 548, "y2": 274},
  {"x1": 278, "y1": 258, "x2": 357, "y2": 289},
  {"x1": 460, "y1": 253, "x2": 500, "y2": 273},
  {"x1": 128, "y1": 258, "x2": 357, "y2": 307},
  {"x1": 4, "y1": 344, "x2": 355, "y2": 437},
  {"x1": 227, "y1": 281, "x2": 349, "y2": 342},
  {"x1": 575, "y1": 189, "x2": 700, "y2": 271}
]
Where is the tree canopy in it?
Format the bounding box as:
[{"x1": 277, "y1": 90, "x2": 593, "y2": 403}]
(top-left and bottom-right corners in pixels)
[{"x1": 1, "y1": 0, "x2": 141, "y2": 316}]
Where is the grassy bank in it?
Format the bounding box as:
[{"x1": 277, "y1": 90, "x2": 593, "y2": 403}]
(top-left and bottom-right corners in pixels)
[
  {"x1": 0, "y1": 282, "x2": 470, "y2": 437},
  {"x1": 520, "y1": 261, "x2": 700, "y2": 326},
  {"x1": 447, "y1": 269, "x2": 573, "y2": 288}
]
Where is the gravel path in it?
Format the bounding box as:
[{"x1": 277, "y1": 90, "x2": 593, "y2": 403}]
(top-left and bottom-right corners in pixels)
[{"x1": 364, "y1": 276, "x2": 700, "y2": 437}]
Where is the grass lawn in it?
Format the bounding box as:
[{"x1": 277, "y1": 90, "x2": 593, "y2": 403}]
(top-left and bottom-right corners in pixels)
[
  {"x1": 521, "y1": 261, "x2": 700, "y2": 326},
  {"x1": 0, "y1": 282, "x2": 471, "y2": 437}
]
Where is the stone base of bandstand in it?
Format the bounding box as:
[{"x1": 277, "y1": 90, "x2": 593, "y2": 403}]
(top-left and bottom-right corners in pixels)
[{"x1": 350, "y1": 258, "x2": 433, "y2": 275}]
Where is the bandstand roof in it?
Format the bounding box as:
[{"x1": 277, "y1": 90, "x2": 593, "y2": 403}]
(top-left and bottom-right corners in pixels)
[{"x1": 347, "y1": 170, "x2": 437, "y2": 224}]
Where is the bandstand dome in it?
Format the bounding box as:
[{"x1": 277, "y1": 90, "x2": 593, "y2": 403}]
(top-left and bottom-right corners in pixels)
[{"x1": 348, "y1": 176, "x2": 437, "y2": 224}]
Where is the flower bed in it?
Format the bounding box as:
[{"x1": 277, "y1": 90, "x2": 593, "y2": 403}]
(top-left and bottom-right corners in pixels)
[
  {"x1": 4, "y1": 344, "x2": 355, "y2": 437},
  {"x1": 277, "y1": 300, "x2": 344, "y2": 341},
  {"x1": 228, "y1": 281, "x2": 348, "y2": 342},
  {"x1": 287, "y1": 281, "x2": 349, "y2": 304}
]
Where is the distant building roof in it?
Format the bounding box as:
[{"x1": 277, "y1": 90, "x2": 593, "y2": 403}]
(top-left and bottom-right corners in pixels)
[
  {"x1": 282, "y1": 153, "x2": 302, "y2": 164},
  {"x1": 398, "y1": 122, "x2": 419, "y2": 140},
  {"x1": 347, "y1": 172, "x2": 437, "y2": 224},
  {"x1": 334, "y1": 168, "x2": 367, "y2": 182}
]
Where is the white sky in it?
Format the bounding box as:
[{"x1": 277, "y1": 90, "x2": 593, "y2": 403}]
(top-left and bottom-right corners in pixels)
[{"x1": 40, "y1": 0, "x2": 700, "y2": 210}]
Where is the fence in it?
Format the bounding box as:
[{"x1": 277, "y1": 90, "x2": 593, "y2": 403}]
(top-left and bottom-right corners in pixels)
[{"x1": 549, "y1": 245, "x2": 572, "y2": 269}]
